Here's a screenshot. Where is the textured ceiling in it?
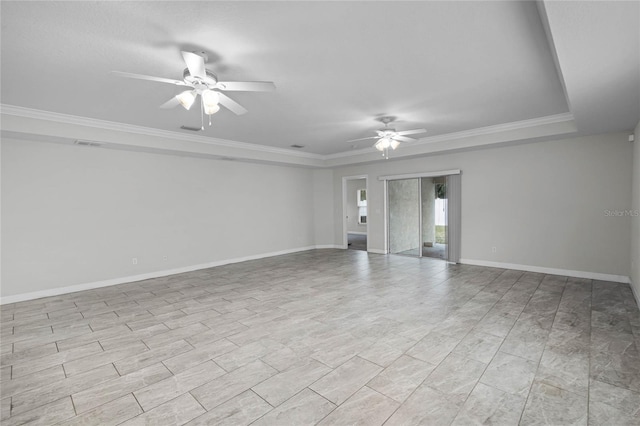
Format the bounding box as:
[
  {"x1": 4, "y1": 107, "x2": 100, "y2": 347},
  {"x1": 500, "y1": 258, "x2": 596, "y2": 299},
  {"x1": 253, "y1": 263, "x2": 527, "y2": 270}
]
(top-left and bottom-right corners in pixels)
[{"x1": 1, "y1": 1, "x2": 637, "y2": 158}]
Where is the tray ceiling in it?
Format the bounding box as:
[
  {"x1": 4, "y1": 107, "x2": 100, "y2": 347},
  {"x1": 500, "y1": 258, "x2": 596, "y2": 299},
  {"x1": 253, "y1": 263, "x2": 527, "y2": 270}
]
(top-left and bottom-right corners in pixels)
[{"x1": 1, "y1": 1, "x2": 636, "y2": 161}]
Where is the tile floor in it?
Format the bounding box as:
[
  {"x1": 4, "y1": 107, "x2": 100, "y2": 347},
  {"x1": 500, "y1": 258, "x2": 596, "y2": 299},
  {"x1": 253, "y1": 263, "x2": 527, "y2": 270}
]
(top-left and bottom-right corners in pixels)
[
  {"x1": 347, "y1": 233, "x2": 367, "y2": 252},
  {"x1": 1, "y1": 249, "x2": 640, "y2": 425}
]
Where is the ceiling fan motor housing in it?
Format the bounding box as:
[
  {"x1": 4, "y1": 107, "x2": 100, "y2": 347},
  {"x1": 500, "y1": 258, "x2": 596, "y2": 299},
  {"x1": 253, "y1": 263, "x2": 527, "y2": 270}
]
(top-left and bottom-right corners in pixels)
[
  {"x1": 378, "y1": 129, "x2": 397, "y2": 137},
  {"x1": 183, "y1": 68, "x2": 218, "y2": 88}
]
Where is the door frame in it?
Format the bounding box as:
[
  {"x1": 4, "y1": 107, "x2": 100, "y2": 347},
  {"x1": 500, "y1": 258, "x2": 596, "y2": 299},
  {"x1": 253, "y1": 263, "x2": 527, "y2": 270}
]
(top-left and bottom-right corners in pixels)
[
  {"x1": 381, "y1": 169, "x2": 461, "y2": 259},
  {"x1": 342, "y1": 175, "x2": 369, "y2": 251}
]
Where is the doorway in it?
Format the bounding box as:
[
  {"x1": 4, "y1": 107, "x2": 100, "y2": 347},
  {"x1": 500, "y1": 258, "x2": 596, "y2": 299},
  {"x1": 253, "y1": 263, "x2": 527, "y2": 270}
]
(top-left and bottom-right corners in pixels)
[
  {"x1": 342, "y1": 176, "x2": 368, "y2": 251},
  {"x1": 385, "y1": 172, "x2": 460, "y2": 262}
]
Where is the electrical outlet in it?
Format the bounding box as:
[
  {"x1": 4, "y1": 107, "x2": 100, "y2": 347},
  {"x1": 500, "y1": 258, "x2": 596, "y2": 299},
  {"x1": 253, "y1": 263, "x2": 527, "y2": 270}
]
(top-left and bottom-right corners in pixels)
[
  {"x1": 491, "y1": 247, "x2": 497, "y2": 253},
  {"x1": 132, "y1": 257, "x2": 138, "y2": 265},
  {"x1": 163, "y1": 255, "x2": 168, "y2": 262}
]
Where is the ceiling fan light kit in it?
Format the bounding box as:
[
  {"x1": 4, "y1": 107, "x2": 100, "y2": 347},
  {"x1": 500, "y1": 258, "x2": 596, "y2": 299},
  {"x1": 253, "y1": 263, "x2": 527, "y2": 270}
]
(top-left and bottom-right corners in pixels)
[
  {"x1": 374, "y1": 138, "x2": 401, "y2": 159},
  {"x1": 203, "y1": 102, "x2": 220, "y2": 116},
  {"x1": 349, "y1": 116, "x2": 427, "y2": 159},
  {"x1": 201, "y1": 89, "x2": 221, "y2": 116},
  {"x1": 176, "y1": 90, "x2": 197, "y2": 110},
  {"x1": 113, "y1": 50, "x2": 276, "y2": 130},
  {"x1": 202, "y1": 89, "x2": 220, "y2": 108}
]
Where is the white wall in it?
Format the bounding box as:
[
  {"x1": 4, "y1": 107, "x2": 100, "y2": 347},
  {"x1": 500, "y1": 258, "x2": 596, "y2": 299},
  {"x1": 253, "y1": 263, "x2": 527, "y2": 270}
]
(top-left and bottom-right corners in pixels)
[
  {"x1": 631, "y1": 121, "x2": 640, "y2": 302},
  {"x1": 312, "y1": 169, "x2": 335, "y2": 247},
  {"x1": 1, "y1": 138, "x2": 319, "y2": 298},
  {"x1": 332, "y1": 133, "x2": 633, "y2": 278},
  {"x1": 346, "y1": 179, "x2": 367, "y2": 233},
  {"x1": 3, "y1": 130, "x2": 635, "y2": 301}
]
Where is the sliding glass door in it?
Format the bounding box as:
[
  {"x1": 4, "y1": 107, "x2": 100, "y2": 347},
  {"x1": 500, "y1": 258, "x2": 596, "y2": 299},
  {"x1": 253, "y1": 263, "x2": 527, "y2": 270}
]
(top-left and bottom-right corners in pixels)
[
  {"x1": 386, "y1": 173, "x2": 460, "y2": 262},
  {"x1": 388, "y1": 179, "x2": 421, "y2": 256}
]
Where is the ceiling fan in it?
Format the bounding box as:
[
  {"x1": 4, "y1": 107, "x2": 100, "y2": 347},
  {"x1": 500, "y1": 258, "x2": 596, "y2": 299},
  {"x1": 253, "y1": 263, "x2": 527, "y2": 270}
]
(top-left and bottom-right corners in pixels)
[
  {"x1": 348, "y1": 116, "x2": 426, "y2": 158},
  {"x1": 113, "y1": 51, "x2": 275, "y2": 129}
]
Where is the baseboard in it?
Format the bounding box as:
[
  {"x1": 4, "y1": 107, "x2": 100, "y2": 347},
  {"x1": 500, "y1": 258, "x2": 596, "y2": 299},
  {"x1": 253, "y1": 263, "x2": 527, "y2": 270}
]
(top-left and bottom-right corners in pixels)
[
  {"x1": 0, "y1": 245, "x2": 336, "y2": 305},
  {"x1": 9, "y1": 250, "x2": 627, "y2": 305},
  {"x1": 315, "y1": 244, "x2": 343, "y2": 249},
  {"x1": 368, "y1": 248, "x2": 388, "y2": 255},
  {"x1": 347, "y1": 231, "x2": 367, "y2": 236},
  {"x1": 630, "y1": 278, "x2": 640, "y2": 309},
  {"x1": 460, "y1": 258, "x2": 630, "y2": 284}
]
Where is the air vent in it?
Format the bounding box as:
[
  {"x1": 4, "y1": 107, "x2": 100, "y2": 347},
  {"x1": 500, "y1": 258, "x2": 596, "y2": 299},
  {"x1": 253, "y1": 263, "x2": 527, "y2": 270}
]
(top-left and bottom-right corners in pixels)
[
  {"x1": 290, "y1": 144, "x2": 305, "y2": 149},
  {"x1": 74, "y1": 140, "x2": 102, "y2": 147}
]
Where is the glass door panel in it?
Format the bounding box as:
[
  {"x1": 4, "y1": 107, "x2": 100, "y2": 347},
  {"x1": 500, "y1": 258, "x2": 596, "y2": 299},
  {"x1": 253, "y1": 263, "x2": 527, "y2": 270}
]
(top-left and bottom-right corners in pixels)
[
  {"x1": 421, "y1": 177, "x2": 448, "y2": 260},
  {"x1": 388, "y1": 178, "x2": 421, "y2": 256}
]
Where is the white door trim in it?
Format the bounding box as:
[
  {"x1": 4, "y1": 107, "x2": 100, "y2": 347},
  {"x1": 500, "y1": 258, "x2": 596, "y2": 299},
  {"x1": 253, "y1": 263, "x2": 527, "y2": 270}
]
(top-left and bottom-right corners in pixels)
[{"x1": 378, "y1": 169, "x2": 461, "y2": 181}]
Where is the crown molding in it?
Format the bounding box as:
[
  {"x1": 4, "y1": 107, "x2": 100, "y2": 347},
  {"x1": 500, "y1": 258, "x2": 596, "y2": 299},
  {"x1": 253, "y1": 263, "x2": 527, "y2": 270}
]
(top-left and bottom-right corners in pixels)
[
  {"x1": 1, "y1": 104, "x2": 576, "y2": 166},
  {"x1": 0, "y1": 104, "x2": 324, "y2": 161},
  {"x1": 325, "y1": 112, "x2": 575, "y2": 160}
]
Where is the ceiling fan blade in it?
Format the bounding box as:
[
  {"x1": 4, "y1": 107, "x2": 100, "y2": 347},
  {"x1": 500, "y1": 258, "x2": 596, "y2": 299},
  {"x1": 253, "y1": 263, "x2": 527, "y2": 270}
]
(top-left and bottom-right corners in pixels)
[
  {"x1": 181, "y1": 51, "x2": 207, "y2": 79},
  {"x1": 393, "y1": 135, "x2": 417, "y2": 143},
  {"x1": 395, "y1": 128, "x2": 427, "y2": 136},
  {"x1": 346, "y1": 136, "x2": 378, "y2": 143},
  {"x1": 217, "y1": 92, "x2": 248, "y2": 115},
  {"x1": 216, "y1": 81, "x2": 276, "y2": 92},
  {"x1": 111, "y1": 71, "x2": 186, "y2": 86},
  {"x1": 159, "y1": 96, "x2": 181, "y2": 109}
]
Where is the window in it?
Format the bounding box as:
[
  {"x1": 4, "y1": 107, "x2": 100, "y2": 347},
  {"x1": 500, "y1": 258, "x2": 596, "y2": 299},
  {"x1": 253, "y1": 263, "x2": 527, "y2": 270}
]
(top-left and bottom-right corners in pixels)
[{"x1": 357, "y1": 189, "x2": 367, "y2": 224}]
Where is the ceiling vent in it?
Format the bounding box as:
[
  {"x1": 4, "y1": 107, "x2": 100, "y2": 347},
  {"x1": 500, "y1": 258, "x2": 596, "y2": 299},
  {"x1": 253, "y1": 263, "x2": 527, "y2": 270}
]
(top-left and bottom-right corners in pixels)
[
  {"x1": 74, "y1": 140, "x2": 102, "y2": 147},
  {"x1": 290, "y1": 144, "x2": 305, "y2": 149}
]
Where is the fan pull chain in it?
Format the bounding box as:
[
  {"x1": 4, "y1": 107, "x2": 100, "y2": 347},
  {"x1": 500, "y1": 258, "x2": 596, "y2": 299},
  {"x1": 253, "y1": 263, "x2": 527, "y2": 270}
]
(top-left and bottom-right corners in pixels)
[{"x1": 200, "y1": 99, "x2": 204, "y2": 130}]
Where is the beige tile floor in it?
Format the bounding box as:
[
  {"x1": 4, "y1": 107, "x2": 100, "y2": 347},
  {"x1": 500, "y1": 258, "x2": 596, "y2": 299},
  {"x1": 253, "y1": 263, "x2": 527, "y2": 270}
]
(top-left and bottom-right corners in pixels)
[{"x1": 1, "y1": 249, "x2": 640, "y2": 425}]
